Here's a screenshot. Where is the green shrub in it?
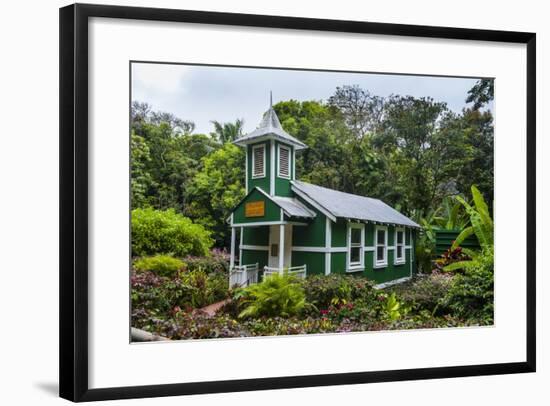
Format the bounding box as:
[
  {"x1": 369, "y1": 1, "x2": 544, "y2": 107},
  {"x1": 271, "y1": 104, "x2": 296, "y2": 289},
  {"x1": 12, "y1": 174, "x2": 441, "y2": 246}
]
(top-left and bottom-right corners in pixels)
[
  {"x1": 237, "y1": 274, "x2": 306, "y2": 319},
  {"x1": 184, "y1": 248, "x2": 230, "y2": 274},
  {"x1": 300, "y1": 274, "x2": 376, "y2": 310},
  {"x1": 179, "y1": 268, "x2": 228, "y2": 308},
  {"x1": 131, "y1": 268, "x2": 229, "y2": 320},
  {"x1": 133, "y1": 255, "x2": 185, "y2": 277},
  {"x1": 131, "y1": 208, "x2": 213, "y2": 257},
  {"x1": 440, "y1": 247, "x2": 494, "y2": 323},
  {"x1": 390, "y1": 272, "x2": 454, "y2": 314}
]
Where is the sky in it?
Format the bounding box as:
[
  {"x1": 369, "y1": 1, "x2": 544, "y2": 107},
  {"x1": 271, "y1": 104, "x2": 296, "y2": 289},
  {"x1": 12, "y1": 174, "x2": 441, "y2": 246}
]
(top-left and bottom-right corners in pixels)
[{"x1": 131, "y1": 62, "x2": 482, "y2": 135}]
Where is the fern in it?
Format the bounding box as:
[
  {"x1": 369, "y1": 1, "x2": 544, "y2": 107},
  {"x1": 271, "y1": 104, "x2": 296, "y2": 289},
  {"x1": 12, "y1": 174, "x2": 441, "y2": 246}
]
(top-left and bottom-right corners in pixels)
[{"x1": 238, "y1": 274, "x2": 306, "y2": 319}]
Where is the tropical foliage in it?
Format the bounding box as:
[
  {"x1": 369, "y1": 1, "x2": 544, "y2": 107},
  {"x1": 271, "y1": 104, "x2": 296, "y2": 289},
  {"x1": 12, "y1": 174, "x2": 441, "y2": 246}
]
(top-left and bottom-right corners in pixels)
[
  {"x1": 131, "y1": 208, "x2": 213, "y2": 257},
  {"x1": 130, "y1": 79, "x2": 495, "y2": 339},
  {"x1": 133, "y1": 255, "x2": 185, "y2": 277},
  {"x1": 236, "y1": 274, "x2": 307, "y2": 319},
  {"x1": 130, "y1": 80, "x2": 493, "y2": 247}
]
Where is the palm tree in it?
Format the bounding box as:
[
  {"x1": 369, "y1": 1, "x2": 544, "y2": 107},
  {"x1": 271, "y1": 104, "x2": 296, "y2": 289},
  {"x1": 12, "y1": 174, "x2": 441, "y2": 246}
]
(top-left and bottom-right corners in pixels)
[{"x1": 210, "y1": 119, "x2": 245, "y2": 143}]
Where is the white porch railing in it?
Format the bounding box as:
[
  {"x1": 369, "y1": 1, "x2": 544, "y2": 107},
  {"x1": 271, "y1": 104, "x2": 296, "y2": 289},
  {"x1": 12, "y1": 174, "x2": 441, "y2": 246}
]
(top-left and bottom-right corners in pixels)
[
  {"x1": 229, "y1": 263, "x2": 259, "y2": 288},
  {"x1": 263, "y1": 265, "x2": 307, "y2": 279}
]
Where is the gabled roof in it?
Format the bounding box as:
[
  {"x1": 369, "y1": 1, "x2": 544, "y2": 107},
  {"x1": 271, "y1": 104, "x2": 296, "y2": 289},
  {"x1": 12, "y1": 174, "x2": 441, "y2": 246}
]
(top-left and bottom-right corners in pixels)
[
  {"x1": 291, "y1": 180, "x2": 420, "y2": 228},
  {"x1": 271, "y1": 195, "x2": 316, "y2": 219},
  {"x1": 253, "y1": 187, "x2": 315, "y2": 219},
  {"x1": 229, "y1": 187, "x2": 316, "y2": 222},
  {"x1": 233, "y1": 106, "x2": 307, "y2": 150}
]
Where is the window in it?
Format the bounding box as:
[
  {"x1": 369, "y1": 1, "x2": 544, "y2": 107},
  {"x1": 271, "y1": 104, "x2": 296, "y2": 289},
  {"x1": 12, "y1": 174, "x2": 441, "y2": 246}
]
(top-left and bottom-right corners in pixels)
[
  {"x1": 395, "y1": 228, "x2": 405, "y2": 264},
  {"x1": 375, "y1": 226, "x2": 387, "y2": 267},
  {"x1": 347, "y1": 223, "x2": 364, "y2": 271},
  {"x1": 278, "y1": 145, "x2": 290, "y2": 178},
  {"x1": 252, "y1": 144, "x2": 265, "y2": 178}
]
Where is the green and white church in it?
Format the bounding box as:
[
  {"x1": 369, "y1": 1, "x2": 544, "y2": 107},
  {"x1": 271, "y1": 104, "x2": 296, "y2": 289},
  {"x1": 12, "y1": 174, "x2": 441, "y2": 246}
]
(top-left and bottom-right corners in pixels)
[{"x1": 228, "y1": 99, "x2": 420, "y2": 287}]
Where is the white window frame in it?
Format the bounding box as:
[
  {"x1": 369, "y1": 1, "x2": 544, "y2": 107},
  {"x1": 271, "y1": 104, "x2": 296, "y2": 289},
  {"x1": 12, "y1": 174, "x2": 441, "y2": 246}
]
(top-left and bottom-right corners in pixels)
[
  {"x1": 251, "y1": 144, "x2": 266, "y2": 179},
  {"x1": 277, "y1": 144, "x2": 291, "y2": 179},
  {"x1": 374, "y1": 225, "x2": 388, "y2": 268},
  {"x1": 347, "y1": 223, "x2": 364, "y2": 272},
  {"x1": 394, "y1": 227, "x2": 405, "y2": 265}
]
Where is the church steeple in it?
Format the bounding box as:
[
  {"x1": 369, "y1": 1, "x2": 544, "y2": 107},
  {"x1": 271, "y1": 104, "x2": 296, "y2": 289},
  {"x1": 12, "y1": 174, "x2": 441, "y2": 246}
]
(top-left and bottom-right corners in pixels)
[{"x1": 233, "y1": 95, "x2": 307, "y2": 197}]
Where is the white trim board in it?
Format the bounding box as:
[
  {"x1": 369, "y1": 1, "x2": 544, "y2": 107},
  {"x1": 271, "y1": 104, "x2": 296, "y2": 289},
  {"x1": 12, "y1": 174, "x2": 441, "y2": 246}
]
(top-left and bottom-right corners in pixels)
[
  {"x1": 325, "y1": 217, "x2": 332, "y2": 275},
  {"x1": 245, "y1": 148, "x2": 249, "y2": 193},
  {"x1": 232, "y1": 220, "x2": 307, "y2": 227},
  {"x1": 240, "y1": 244, "x2": 269, "y2": 251},
  {"x1": 270, "y1": 139, "x2": 275, "y2": 194},
  {"x1": 291, "y1": 246, "x2": 348, "y2": 253}
]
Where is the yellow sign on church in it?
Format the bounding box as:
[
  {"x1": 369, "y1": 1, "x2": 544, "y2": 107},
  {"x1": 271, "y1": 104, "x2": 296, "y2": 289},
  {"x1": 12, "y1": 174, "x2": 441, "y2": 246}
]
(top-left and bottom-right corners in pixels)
[{"x1": 245, "y1": 201, "x2": 265, "y2": 217}]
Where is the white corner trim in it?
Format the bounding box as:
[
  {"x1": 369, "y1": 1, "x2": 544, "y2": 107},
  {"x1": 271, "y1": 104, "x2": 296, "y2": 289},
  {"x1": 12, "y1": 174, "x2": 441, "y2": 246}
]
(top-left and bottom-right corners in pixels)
[
  {"x1": 292, "y1": 147, "x2": 296, "y2": 180},
  {"x1": 325, "y1": 217, "x2": 332, "y2": 275},
  {"x1": 251, "y1": 143, "x2": 266, "y2": 179},
  {"x1": 270, "y1": 139, "x2": 275, "y2": 194},
  {"x1": 245, "y1": 149, "x2": 248, "y2": 193}
]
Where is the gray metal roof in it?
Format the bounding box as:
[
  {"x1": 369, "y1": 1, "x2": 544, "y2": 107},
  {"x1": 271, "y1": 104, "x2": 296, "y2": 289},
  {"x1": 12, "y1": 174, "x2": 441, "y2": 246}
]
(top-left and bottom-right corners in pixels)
[
  {"x1": 233, "y1": 106, "x2": 307, "y2": 150},
  {"x1": 291, "y1": 181, "x2": 420, "y2": 228},
  {"x1": 271, "y1": 196, "x2": 316, "y2": 219},
  {"x1": 253, "y1": 186, "x2": 315, "y2": 218}
]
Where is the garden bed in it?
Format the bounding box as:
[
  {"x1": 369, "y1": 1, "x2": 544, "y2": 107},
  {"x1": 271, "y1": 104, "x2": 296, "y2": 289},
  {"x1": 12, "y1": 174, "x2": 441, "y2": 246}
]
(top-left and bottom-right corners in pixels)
[{"x1": 131, "y1": 256, "x2": 493, "y2": 341}]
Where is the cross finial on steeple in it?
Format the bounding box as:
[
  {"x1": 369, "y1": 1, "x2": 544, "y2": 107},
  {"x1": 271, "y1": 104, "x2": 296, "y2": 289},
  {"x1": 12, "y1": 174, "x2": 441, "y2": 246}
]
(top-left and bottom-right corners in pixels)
[{"x1": 270, "y1": 91, "x2": 273, "y2": 109}]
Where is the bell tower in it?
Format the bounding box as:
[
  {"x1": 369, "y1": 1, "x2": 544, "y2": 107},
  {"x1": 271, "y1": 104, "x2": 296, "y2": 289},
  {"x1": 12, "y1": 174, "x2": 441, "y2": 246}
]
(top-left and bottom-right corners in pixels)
[{"x1": 233, "y1": 93, "x2": 307, "y2": 197}]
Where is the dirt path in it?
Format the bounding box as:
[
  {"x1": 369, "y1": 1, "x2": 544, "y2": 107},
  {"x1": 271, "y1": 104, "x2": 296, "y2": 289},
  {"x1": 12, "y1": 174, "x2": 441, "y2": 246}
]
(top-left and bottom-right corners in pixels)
[{"x1": 200, "y1": 298, "x2": 231, "y2": 316}]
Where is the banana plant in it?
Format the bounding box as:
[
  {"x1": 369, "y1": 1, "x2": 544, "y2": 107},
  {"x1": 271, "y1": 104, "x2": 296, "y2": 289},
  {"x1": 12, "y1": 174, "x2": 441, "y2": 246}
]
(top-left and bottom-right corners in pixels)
[
  {"x1": 450, "y1": 185, "x2": 493, "y2": 251},
  {"x1": 444, "y1": 185, "x2": 494, "y2": 273},
  {"x1": 438, "y1": 196, "x2": 469, "y2": 230}
]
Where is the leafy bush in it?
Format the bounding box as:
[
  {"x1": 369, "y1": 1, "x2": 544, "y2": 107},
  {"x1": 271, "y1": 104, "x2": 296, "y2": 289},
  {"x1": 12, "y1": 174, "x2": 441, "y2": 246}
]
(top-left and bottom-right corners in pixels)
[
  {"x1": 300, "y1": 274, "x2": 376, "y2": 310},
  {"x1": 184, "y1": 248, "x2": 230, "y2": 274},
  {"x1": 131, "y1": 268, "x2": 229, "y2": 320},
  {"x1": 440, "y1": 247, "x2": 494, "y2": 323},
  {"x1": 131, "y1": 208, "x2": 213, "y2": 257},
  {"x1": 236, "y1": 274, "x2": 307, "y2": 319},
  {"x1": 434, "y1": 246, "x2": 471, "y2": 272},
  {"x1": 390, "y1": 272, "x2": 454, "y2": 313},
  {"x1": 133, "y1": 255, "x2": 185, "y2": 277},
  {"x1": 178, "y1": 268, "x2": 228, "y2": 308}
]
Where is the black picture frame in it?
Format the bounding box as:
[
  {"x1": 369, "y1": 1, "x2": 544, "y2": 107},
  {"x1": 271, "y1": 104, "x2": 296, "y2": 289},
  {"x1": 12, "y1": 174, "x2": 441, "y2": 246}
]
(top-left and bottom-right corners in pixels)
[{"x1": 59, "y1": 3, "x2": 536, "y2": 402}]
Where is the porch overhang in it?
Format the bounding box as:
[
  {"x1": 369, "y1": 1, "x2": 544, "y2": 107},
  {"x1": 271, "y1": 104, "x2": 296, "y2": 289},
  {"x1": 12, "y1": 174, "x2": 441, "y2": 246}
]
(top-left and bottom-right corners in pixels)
[{"x1": 227, "y1": 186, "x2": 315, "y2": 227}]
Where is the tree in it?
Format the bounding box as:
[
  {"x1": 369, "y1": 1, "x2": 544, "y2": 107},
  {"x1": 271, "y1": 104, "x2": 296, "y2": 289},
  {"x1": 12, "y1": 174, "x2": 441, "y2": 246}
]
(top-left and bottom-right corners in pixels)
[
  {"x1": 210, "y1": 119, "x2": 244, "y2": 143},
  {"x1": 130, "y1": 132, "x2": 153, "y2": 209},
  {"x1": 328, "y1": 85, "x2": 384, "y2": 139},
  {"x1": 466, "y1": 78, "x2": 494, "y2": 110},
  {"x1": 185, "y1": 143, "x2": 246, "y2": 246},
  {"x1": 131, "y1": 101, "x2": 218, "y2": 211},
  {"x1": 375, "y1": 96, "x2": 471, "y2": 214}
]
